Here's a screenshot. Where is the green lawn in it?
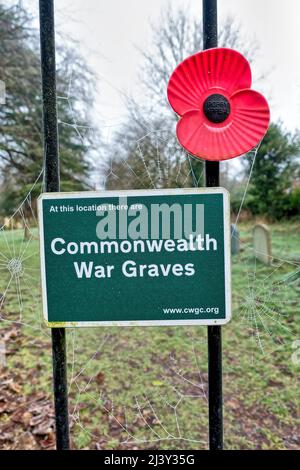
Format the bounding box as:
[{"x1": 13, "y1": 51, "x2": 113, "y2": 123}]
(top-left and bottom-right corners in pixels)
[{"x1": 0, "y1": 222, "x2": 299, "y2": 450}]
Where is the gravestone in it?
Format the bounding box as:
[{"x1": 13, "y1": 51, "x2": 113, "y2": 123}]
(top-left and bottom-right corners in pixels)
[
  {"x1": 253, "y1": 223, "x2": 272, "y2": 265},
  {"x1": 231, "y1": 224, "x2": 239, "y2": 255}
]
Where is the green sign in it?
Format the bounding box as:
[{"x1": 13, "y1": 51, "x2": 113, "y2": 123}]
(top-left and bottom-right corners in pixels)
[{"x1": 38, "y1": 188, "x2": 231, "y2": 327}]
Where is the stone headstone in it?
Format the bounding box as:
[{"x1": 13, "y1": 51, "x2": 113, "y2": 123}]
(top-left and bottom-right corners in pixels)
[
  {"x1": 231, "y1": 224, "x2": 239, "y2": 255},
  {"x1": 253, "y1": 223, "x2": 272, "y2": 265}
]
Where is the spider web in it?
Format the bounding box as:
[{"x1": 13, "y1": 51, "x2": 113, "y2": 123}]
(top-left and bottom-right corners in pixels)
[
  {"x1": 0, "y1": 170, "x2": 45, "y2": 331},
  {"x1": 0, "y1": 57, "x2": 299, "y2": 449},
  {"x1": 100, "y1": 126, "x2": 203, "y2": 191},
  {"x1": 230, "y1": 146, "x2": 299, "y2": 360},
  {"x1": 67, "y1": 329, "x2": 208, "y2": 449}
]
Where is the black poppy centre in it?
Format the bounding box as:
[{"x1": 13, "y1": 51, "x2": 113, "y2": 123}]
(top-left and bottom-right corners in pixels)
[{"x1": 203, "y1": 94, "x2": 231, "y2": 124}]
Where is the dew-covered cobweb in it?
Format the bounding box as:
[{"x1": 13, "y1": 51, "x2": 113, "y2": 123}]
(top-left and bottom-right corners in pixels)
[{"x1": 0, "y1": 61, "x2": 299, "y2": 450}]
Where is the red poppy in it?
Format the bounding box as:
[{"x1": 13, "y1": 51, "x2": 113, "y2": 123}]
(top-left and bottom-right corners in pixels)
[{"x1": 167, "y1": 48, "x2": 270, "y2": 161}]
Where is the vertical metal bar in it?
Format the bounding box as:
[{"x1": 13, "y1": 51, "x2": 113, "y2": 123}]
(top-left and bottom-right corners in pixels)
[
  {"x1": 51, "y1": 328, "x2": 70, "y2": 449},
  {"x1": 39, "y1": 0, "x2": 70, "y2": 450},
  {"x1": 202, "y1": 0, "x2": 223, "y2": 450}
]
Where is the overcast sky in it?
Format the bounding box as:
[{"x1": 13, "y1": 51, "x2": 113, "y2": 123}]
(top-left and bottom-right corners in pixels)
[{"x1": 28, "y1": 0, "x2": 300, "y2": 132}]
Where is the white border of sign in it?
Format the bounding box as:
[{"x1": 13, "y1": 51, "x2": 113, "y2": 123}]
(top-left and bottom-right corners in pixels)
[{"x1": 38, "y1": 188, "x2": 231, "y2": 327}]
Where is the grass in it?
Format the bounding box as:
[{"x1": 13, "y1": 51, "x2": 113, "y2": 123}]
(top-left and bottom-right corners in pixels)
[{"x1": 0, "y1": 222, "x2": 299, "y2": 450}]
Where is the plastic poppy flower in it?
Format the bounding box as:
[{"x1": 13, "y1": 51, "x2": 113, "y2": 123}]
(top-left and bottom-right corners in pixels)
[{"x1": 167, "y1": 48, "x2": 270, "y2": 161}]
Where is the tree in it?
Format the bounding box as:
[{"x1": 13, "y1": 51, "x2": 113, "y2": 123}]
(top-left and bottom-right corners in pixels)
[
  {"x1": 0, "y1": 4, "x2": 98, "y2": 214},
  {"x1": 139, "y1": 5, "x2": 256, "y2": 114},
  {"x1": 244, "y1": 123, "x2": 300, "y2": 219},
  {"x1": 105, "y1": 4, "x2": 257, "y2": 190}
]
